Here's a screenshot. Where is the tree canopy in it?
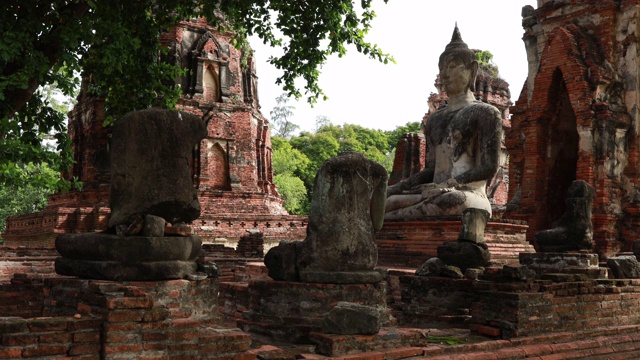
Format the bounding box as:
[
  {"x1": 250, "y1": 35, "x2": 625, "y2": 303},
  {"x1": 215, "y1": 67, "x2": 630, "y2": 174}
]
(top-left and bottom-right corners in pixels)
[
  {"x1": 2, "y1": 0, "x2": 393, "y2": 189},
  {"x1": 271, "y1": 119, "x2": 421, "y2": 215},
  {"x1": 0, "y1": 162, "x2": 58, "y2": 242}
]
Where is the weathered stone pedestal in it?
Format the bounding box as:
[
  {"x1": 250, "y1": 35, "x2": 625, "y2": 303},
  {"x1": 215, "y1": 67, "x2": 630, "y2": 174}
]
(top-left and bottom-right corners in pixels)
[
  {"x1": 239, "y1": 279, "x2": 392, "y2": 343},
  {"x1": 519, "y1": 252, "x2": 607, "y2": 279},
  {"x1": 401, "y1": 276, "x2": 476, "y2": 328},
  {"x1": 55, "y1": 233, "x2": 201, "y2": 280}
]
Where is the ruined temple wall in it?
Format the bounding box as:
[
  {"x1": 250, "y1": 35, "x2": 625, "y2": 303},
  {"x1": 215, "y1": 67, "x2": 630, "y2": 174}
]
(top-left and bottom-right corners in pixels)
[{"x1": 507, "y1": 1, "x2": 640, "y2": 256}]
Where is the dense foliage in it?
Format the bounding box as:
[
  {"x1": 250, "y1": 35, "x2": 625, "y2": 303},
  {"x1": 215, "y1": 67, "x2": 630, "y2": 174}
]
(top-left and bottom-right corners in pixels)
[
  {"x1": 0, "y1": 163, "x2": 58, "y2": 241},
  {"x1": 2, "y1": 0, "x2": 393, "y2": 190},
  {"x1": 271, "y1": 120, "x2": 420, "y2": 215}
]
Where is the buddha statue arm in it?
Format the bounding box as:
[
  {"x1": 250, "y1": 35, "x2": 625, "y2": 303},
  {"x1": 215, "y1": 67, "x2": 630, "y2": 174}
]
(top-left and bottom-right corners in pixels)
[
  {"x1": 387, "y1": 141, "x2": 436, "y2": 196},
  {"x1": 370, "y1": 175, "x2": 388, "y2": 231}
]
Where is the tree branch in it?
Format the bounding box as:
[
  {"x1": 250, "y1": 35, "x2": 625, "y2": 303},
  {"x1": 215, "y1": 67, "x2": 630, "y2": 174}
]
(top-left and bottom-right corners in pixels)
[{"x1": 3, "y1": 1, "x2": 90, "y2": 119}]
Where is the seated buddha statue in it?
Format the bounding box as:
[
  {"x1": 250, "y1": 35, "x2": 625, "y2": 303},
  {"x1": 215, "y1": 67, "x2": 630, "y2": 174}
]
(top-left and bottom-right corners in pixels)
[{"x1": 384, "y1": 26, "x2": 502, "y2": 221}]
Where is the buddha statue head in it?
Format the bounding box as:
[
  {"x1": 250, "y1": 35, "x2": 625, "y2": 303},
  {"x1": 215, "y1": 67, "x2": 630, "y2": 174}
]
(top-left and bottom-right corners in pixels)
[{"x1": 438, "y1": 25, "x2": 479, "y2": 95}]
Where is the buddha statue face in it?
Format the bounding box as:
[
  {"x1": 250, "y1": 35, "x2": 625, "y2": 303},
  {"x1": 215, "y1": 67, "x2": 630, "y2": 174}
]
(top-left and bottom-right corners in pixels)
[
  {"x1": 437, "y1": 25, "x2": 478, "y2": 98},
  {"x1": 439, "y1": 54, "x2": 474, "y2": 97}
]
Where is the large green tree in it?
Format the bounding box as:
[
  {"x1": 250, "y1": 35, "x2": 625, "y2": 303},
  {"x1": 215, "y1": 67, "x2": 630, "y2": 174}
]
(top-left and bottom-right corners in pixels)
[
  {"x1": 0, "y1": 163, "x2": 58, "y2": 242},
  {"x1": 385, "y1": 121, "x2": 422, "y2": 152},
  {"x1": 2, "y1": 0, "x2": 393, "y2": 188},
  {"x1": 271, "y1": 136, "x2": 310, "y2": 214},
  {"x1": 272, "y1": 121, "x2": 423, "y2": 215}
]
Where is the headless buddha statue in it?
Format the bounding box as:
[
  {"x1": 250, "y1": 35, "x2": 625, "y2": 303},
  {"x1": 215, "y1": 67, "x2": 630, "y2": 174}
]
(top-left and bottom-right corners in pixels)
[{"x1": 385, "y1": 26, "x2": 502, "y2": 220}]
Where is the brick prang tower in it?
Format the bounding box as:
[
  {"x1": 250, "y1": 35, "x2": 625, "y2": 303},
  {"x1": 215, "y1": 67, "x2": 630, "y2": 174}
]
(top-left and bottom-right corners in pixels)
[{"x1": 505, "y1": 1, "x2": 640, "y2": 257}]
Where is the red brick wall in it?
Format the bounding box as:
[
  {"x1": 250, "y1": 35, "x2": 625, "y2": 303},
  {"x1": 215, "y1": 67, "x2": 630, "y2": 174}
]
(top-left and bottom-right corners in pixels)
[
  {"x1": 0, "y1": 316, "x2": 102, "y2": 359},
  {"x1": 0, "y1": 276, "x2": 251, "y2": 359},
  {"x1": 0, "y1": 277, "x2": 45, "y2": 318}
]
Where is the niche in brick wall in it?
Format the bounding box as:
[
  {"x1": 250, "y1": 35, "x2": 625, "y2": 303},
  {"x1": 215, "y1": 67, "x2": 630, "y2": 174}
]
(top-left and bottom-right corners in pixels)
[
  {"x1": 203, "y1": 139, "x2": 231, "y2": 190},
  {"x1": 203, "y1": 64, "x2": 220, "y2": 103},
  {"x1": 542, "y1": 69, "x2": 579, "y2": 228}
]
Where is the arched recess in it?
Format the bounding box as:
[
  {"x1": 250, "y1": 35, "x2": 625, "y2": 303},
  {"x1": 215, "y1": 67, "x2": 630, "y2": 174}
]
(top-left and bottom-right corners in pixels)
[
  {"x1": 208, "y1": 142, "x2": 230, "y2": 190},
  {"x1": 188, "y1": 31, "x2": 228, "y2": 98},
  {"x1": 507, "y1": 24, "x2": 601, "y2": 239},
  {"x1": 541, "y1": 68, "x2": 579, "y2": 228},
  {"x1": 203, "y1": 65, "x2": 220, "y2": 103}
]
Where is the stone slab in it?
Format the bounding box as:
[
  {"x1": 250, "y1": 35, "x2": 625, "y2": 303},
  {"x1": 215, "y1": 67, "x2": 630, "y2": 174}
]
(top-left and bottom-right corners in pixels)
[
  {"x1": 519, "y1": 252, "x2": 600, "y2": 272},
  {"x1": 56, "y1": 233, "x2": 201, "y2": 262},
  {"x1": 55, "y1": 258, "x2": 197, "y2": 281},
  {"x1": 298, "y1": 270, "x2": 385, "y2": 284}
]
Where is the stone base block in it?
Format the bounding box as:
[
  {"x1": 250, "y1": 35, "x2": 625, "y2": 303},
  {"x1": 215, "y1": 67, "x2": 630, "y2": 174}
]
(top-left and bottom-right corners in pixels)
[
  {"x1": 55, "y1": 257, "x2": 198, "y2": 281},
  {"x1": 239, "y1": 280, "x2": 392, "y2": 343},
  {"x1": 55, "y1": 233, "x2": 201, "y2": 280},
  {"x1": 400, "y1": 276, "x2": 475, "y2": 328},
  {"x1": 519, "y1": 252, "x2": 606, "y2": 279}
]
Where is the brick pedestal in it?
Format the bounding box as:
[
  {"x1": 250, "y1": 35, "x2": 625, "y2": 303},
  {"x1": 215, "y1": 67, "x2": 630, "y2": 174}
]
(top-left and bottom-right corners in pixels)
[
  {"x1": 239, "y1": 279, "x2": 392, "y2": 343},
  {"x1": 376, "y1": 218, "x2": 534, "y2": 268},
  {"x1": 471, "y1": 277, "x2": 640, "y2": 338}
]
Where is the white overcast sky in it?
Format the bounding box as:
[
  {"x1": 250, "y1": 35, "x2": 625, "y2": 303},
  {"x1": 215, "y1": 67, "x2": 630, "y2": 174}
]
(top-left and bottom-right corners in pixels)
[{"x1": 249, "y1": 0, "x2": 538, "y2": 133}]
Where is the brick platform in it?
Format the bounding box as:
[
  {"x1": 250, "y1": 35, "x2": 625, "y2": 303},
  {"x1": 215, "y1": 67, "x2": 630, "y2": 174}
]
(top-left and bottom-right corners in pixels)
[
  {"x1": 376, "y1": 218, "x2": 534, "y2": 268},
  {"x1": 300, "y1": 324, "x2": 640, "y2": 359},
  {"x1": 0, "y1": 246, "x2": 58, "y2": 284},
  {"x1": 0, "y1": 276, "x2": 251, "y2": 359}
]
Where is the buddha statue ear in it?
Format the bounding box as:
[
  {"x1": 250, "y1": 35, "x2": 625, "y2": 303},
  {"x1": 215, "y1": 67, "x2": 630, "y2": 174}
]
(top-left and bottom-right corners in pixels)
[{"x1": 468, "y1": 60, "x2": 479, "y2": 91}]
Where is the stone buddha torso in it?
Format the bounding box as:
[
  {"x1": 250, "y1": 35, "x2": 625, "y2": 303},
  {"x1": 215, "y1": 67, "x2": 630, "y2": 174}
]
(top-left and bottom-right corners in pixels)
[{"x1": 384, "y1": 101, "x2": 501, "y2": 220}]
